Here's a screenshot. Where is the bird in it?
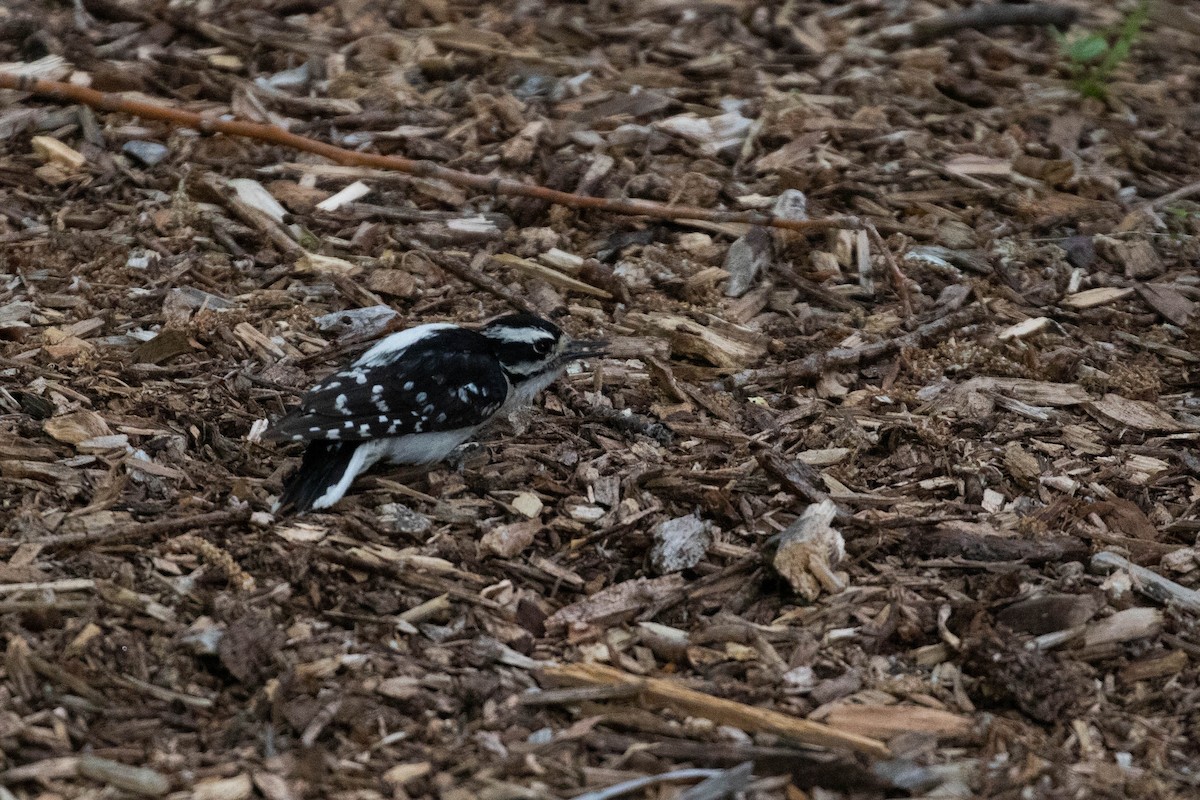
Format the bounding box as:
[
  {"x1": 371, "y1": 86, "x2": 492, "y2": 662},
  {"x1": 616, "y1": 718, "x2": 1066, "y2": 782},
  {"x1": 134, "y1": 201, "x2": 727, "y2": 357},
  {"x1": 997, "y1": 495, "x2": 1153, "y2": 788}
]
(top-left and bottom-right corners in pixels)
[{"x1": 261, "y1": 313, "x2": 605, "y2": 514}]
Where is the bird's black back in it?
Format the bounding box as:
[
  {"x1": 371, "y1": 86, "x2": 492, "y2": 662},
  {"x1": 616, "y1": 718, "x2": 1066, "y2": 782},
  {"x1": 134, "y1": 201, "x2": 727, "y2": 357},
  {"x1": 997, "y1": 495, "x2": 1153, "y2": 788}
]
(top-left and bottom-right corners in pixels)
[{"x1": 263, "y1": 326, "x2": 509, "y2": 444}]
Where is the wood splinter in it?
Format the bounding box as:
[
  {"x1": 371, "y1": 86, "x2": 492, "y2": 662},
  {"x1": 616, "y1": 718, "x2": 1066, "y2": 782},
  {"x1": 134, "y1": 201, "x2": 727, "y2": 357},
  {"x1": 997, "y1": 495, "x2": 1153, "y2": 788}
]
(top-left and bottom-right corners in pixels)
[{"x1": 542, "y1": 661, "x2": 892, "y2": 758}]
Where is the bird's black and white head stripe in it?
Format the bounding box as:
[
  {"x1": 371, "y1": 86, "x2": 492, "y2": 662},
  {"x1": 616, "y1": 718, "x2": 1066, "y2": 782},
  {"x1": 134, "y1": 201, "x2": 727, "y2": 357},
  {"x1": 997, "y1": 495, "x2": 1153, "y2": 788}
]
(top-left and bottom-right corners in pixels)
[
  {"x1": 263, "y1": 313, "x2": 604, "y2": 513},
  {"x1": 480, "y1": 313, "x2": 566, "y2": 377}
]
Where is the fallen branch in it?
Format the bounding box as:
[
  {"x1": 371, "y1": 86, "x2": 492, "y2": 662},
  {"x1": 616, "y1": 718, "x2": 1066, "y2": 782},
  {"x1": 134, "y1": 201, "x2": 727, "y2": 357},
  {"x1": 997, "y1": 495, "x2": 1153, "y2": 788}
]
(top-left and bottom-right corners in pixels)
[
  {"x1": 542, "y1": 661, "x2": 891, "y2": 758},
  {"x1": 0, "y1": 71, "x2": 860, "y2": 236}
]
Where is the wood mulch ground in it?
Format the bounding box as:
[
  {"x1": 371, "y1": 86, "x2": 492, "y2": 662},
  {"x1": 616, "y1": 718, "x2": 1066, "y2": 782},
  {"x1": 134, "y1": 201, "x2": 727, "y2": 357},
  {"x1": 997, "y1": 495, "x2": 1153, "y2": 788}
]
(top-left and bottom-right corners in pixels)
[{"x1": 2, "y1": 0, "x2": 1200, "y2": 797}]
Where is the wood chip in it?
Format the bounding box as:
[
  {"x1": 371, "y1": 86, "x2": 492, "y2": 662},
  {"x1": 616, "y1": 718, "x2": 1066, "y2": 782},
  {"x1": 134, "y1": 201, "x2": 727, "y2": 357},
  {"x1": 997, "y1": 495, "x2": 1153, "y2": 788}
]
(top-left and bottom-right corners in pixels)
[
  {"x1": 650, "y1": 513, "x2": 712, "y2": 574},
  {"x1": 1061, "y1": 287, "x2": 1135, "y2": 309},
  {"x1": 1090, "y1": 394, "x2": 1182, "y2": 432},
  {"x1": 546, "y1": 575, "x2": 686, "y2": 639},
  {"x1": 772, "y1": 499, "x2": 846, "y2": 601},
  {"x1": 43, "y1": 410, "x2": 110, "y2": 445},
  {"x1": 77, "y1": 756, "x2": 170, "y2": 797},
  {"x1": 492, "y1": 253, "x2": 613, "y2": 298},
  {"x1": 31, "y1": 135, "x2": 86, "y2": 170}
]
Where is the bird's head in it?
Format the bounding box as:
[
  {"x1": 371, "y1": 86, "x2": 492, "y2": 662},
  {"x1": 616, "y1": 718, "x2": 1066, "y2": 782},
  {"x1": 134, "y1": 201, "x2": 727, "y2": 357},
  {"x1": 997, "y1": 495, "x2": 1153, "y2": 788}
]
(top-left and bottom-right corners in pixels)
[{"x1": 480, "y1": 313, "x2": 606, "y2": 384}]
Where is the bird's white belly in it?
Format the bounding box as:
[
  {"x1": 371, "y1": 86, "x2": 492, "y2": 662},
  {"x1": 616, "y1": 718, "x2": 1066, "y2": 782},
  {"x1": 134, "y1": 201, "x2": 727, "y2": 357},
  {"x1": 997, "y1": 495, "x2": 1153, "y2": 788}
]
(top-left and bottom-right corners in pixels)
[{"x1": 361, "y1": 428, "x2": 481, "y2": 468}]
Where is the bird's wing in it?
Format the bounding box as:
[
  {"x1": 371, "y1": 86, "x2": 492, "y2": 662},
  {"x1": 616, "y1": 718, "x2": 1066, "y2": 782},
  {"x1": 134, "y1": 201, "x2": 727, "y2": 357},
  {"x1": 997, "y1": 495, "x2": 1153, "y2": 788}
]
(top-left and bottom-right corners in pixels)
[{"x1": 263, "y1": 349, "x2": 509, "y2": 443}]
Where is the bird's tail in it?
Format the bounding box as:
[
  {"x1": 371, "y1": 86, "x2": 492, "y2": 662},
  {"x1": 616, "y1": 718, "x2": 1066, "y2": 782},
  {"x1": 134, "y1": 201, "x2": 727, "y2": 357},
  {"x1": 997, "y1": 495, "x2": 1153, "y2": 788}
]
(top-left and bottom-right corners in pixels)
[{"x1": 274, "y1": 441, "x2": 363, "y2": 515}]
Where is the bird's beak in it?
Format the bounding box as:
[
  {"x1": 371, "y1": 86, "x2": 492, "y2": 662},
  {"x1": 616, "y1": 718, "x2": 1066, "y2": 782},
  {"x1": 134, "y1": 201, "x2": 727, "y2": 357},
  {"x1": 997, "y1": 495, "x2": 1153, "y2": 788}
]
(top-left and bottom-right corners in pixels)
[{"x1": 562, "y1": 338, "x2": 608, "y2": 360}]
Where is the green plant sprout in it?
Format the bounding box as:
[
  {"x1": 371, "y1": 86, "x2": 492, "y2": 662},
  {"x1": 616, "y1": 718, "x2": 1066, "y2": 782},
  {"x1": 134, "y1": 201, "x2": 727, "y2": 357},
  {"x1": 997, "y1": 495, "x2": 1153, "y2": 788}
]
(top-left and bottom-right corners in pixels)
[{"x1": 1053, "y1": 0, "x2": 1150, "y2": 99}]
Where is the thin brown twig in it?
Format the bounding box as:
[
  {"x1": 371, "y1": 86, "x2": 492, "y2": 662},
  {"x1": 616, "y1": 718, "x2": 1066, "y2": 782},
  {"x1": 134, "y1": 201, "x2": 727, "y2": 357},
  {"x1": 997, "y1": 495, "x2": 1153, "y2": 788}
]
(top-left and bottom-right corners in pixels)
[
  {"x1": 421, "y1": 251, "x2": 541, "y2": 315},
  {"x1": 730, "y1": 303, "x2": 987, "y2": 388},
  {"x1": 0, "y1": 509, "x2": 251, "y2": 551},
  {"x1": 543, "y1": 661, "x2": 892, "y2": 758},
  {"x1": 879, "y1": 3, "x2": 1080, "y2": 45},
  {"x1": 1148, "y1": 178, "x2": 1200, "y2": 210},
  {"x1": 865, "y1": 221, "x2": 914, "y2": 318},
  {"x1": 314, "y1": 547, "x2": 504, "y2": 610},
  {"x1": 0, "y1": 71, "x2": 860, "y2": 236},
  {"x1": 752, "y1": 444, "x2": 853, "y2": 524}
]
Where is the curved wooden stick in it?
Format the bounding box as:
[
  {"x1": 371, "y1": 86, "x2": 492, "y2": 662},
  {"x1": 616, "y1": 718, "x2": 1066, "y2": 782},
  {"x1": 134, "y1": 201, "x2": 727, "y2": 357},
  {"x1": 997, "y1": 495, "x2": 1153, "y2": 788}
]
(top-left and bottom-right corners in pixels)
[{"x1": 0, "y1": 71, "x2": 860, "y2": 235}]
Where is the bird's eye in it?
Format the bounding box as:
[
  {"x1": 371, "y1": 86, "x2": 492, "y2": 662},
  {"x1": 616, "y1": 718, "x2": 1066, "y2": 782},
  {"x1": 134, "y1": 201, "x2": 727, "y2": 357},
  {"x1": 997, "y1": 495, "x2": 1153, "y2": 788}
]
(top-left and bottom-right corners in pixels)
[{"x1": 534, "y1": 339, "x2": 553, "y2": 355}]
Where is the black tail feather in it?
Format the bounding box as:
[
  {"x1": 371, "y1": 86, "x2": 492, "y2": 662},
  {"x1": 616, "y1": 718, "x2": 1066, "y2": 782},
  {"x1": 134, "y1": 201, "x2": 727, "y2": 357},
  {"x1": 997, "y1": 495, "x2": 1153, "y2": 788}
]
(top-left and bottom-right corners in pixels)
[{"x1": 275, "y1": 441, "x2": 356, "y2": 515}]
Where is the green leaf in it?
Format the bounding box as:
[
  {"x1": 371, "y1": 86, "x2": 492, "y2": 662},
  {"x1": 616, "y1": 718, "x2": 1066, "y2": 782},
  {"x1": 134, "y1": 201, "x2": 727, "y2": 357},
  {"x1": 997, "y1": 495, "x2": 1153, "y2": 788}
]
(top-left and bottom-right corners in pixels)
[{"x1": 1069, "y1": 35, "x2": 1109, "y2": 64}]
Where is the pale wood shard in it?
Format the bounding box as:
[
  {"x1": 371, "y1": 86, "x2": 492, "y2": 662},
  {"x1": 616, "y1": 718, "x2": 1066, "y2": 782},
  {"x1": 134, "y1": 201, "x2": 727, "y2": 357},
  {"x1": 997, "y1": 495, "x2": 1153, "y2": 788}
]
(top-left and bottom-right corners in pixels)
[
  {"x1": 1082, "y1": 607, "x2": 1164, "y2": 648},
  {"x1": 382, "y1": 762, "x2": 433, "y2": 787},
  {"x1": 997, "y1": 316, "x2": 1052, "y2": 340},
  {"x1": 1089, "y1": 393, "x2": 1183, "y2": 432},
  {"x1": 491, "y1": 253, "x2": 614, "y2": 298},
  {"x1": 1061, "y1": 287, "x2": 1135, "y2": 309},
  {"x1": 539, "y1": 247, "x2": 585, "y2": 275},
  {"x1": 479, "y1": 518, "x2": 540, "y2": 559},
  {"x1": 233, "y1": 322, "x2": 289, "y2": 360},
  {"x1": 294, "y1": 253, "x2": 360, "y2": 275},
  {"x1": 43, "y1": 410, "x2": 111, "y2": 445},
  {"x1": 820, "y1": 704, "x2": 973, "y2": 740},
  {"x1": 314, "y1": 179, "x2": 371, "y2": 211},
  {"x1": 0, "y1": 756, "x2": 82, "y2": 785},
  {"x1": 77, "y1": 756, "x2": 171, "y2": 797},
  {"x1": 31, "y1": 135, "x2": 86, "y2": 170},
  {"x1": 627, "y1": 311, "x2": 767, "y2": 369},
  {"x1": 543, "y1": 662, "x2": 892, "y2": 758},
  {"x1": 545, "y1": 575, "x2": 686, "y2": 639},
  {"x1": 797, "y1": 447, "x2": 851, "y2": 466},
  {"x1": 0, "y1": 459, "x2": 78, "y2": 484}
]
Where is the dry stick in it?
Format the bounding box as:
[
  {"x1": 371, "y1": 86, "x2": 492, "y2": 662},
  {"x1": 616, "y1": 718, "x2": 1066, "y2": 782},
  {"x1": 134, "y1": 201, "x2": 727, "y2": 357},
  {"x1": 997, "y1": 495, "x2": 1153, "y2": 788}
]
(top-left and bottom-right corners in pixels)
[
  {"x1": 543, "y1": 661, "x2": 891, "y2": 759},
  {"x1": 421, "y1": 251, "x2": 540, "y2": 316},
  {"x1": 753, "y1": 445, "x2": 852, "y2": 524},
  {"x1": 865, "y1": 222, "x2": 913, "y2": 318},
  {"x1": 1148, "y1": 178, "x2": 1200, "y2": 210},
  {"x1": 1091, "y1": 551, "x2": 1200, "y2": 614},
  {"x1": 882, "y1": 3, "x2": 1080, "y2": 45},
  {"x1": 0, "y1": 72, "x2": 859, "y2": 237},
  {"x1": 773, "y1": 262, "x2": 859, "y2": 313},
  {"x1": 314, "y1": 547, "x2": 504, "y2": 610},
  {"x1": 0, "y1": 509, "x2": 251, "y2": 551},
  {"x1": 729, "y1": 302, "x2": 987, "y2": 388}
]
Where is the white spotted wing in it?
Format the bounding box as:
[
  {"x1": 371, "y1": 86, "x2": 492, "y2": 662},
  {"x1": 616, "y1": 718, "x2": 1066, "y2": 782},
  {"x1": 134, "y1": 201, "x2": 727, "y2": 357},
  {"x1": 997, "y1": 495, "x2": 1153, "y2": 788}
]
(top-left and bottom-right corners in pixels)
[{"x1": 263, "y1": 328, "x2": 510, "y2": 443}]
